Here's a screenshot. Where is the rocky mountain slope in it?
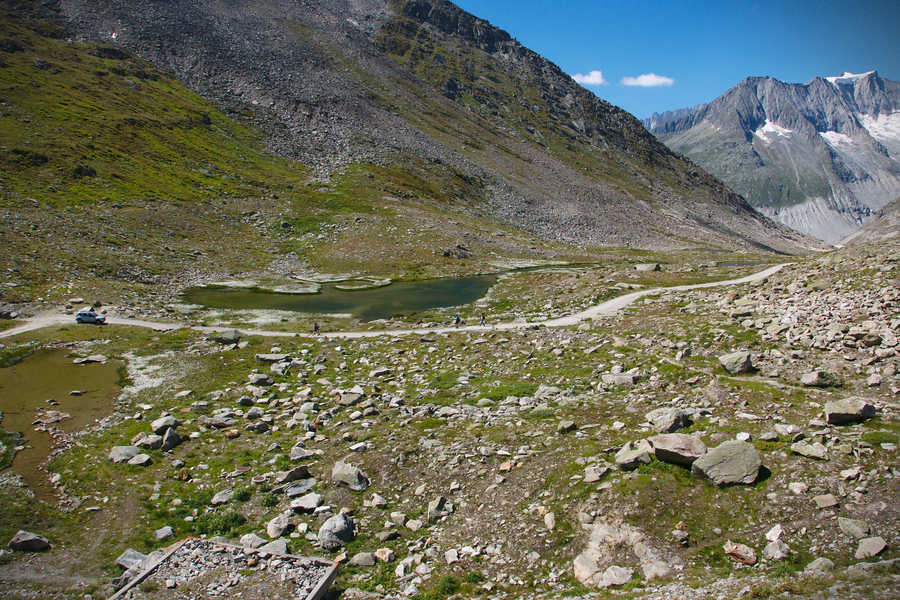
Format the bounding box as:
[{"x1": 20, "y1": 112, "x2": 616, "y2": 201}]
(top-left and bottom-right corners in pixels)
[
  {"x1": 842, "y1": 198, "x2": 900, "y2": 245},
  {"x1": 20, "y1": 0, "x2": 810, "y2": 260},
  {"x1": 645, "y1": 71, "x2": 900, "y2": 244}
]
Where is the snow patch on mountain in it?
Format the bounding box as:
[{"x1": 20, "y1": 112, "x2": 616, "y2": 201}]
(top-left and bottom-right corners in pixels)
[
  {"x1": 820, "y1": 130, "x2": 854, "y2": 149},
  {"x1": 826, "y1": 71, "x2": 876, "y2": 86},
  {"x1": 858, "y1": 111, "x2": 900, "y2": 159},
  {"x1": 754, "y1": 119, "x2": 794, "y2": 144}
]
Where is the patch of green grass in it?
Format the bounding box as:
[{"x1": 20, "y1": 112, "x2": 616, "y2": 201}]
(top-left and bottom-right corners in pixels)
[
  {"x1": 194, "y1": 510, "x2": 247, "y2": 536},
  {"x1": 861, "y1": 431, "x2": 898, "y2": 445}
]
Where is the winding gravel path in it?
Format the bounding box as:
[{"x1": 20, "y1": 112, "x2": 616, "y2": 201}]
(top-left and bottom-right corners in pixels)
[{"x1": 0, "y1": 263, "x2": 788, "y2": 341}]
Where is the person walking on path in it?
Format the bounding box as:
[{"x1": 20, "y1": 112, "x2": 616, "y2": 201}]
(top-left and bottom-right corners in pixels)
[
  {"x1": 480, "y1": 313, "x2": 486, "y2": 326},
  {"x1": 454, "y1": 314, "x2": 461, "y2": 328},
  {"x1": 313, "y1": 322, "x2": 320, "y2": 335}
]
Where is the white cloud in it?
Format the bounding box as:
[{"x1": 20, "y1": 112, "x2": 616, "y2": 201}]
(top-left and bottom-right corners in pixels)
[
  {"x1": 571, "y1": 70, "x2": 608, "y2": 86},
  {"x1": 621, "y1": 73, "x2": 675, "y2": 87}
]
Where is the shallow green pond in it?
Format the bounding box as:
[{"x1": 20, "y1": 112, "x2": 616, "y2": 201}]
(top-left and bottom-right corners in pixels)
[
  {"x1": 183, "y1": 274, "x2": 498, "y2": 321},
  {"x1": 0, "y1": 348, "x2": 121, "y2": 501}
]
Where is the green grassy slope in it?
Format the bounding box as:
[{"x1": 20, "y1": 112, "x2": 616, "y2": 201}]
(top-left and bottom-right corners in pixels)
[{"x1": 0, "y1": 14, "x2": 567, "y2": 303}]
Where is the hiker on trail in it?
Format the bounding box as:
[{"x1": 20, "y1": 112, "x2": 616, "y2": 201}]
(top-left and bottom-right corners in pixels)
[
  {"x1": 454, "y1": 314, "x2": 461, "y2": 328},
  {"x1": 313, "y1": 322, "x2": 320, "y2": 335},
  {"x1": 480, "y1": 313, "x2": 486, "y2": 326}
]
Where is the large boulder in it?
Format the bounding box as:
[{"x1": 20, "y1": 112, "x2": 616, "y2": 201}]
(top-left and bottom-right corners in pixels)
[
  {"x1": 800, "y1": 370, "x2": 840, "y2": 388},
  {"x1": 691, "y1": 440, "x2": 761, "y2": 486},
  {"x1": 332, "y1": 460, "x2": 369, "y2": 491},
  {"x1": 648, "y1": 434, "x2": 707, "y2": 466},
  {"x1": 645, "y1": 407, "x2": 691, "y2": 433},
  {"x1": 318, "y1": 513, "x2": 356, "y2": 550},
  {"x1": 718, "y1": 351, "x2": 754, "y2": 374},
  {"x1": 824, "y1": 398, "x2": 876, "y2": 425},
  {"x1": 8, "y1": 531, "x2": 50, "y2": 552}
]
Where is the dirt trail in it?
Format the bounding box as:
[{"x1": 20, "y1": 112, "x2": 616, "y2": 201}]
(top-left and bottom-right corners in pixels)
[{"x1": 0, "y1": 264, "x2": 788, "y2": 341}]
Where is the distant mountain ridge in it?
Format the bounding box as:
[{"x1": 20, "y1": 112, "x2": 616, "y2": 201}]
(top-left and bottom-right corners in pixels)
[{"x1": 644, "y1": 71, "x2": 900, "y2": 243}]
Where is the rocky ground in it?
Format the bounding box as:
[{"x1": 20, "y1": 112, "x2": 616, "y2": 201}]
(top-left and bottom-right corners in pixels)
[{"x1": 0, "y1": 241, "x2": 897, "y2": 599}]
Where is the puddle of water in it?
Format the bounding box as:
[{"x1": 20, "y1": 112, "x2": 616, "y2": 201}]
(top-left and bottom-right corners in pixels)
[
  {"x1": 183, "y1": 274, "x2": 499, "y2": 321},
  {"x1": 0, "y1": 348, "x2": 121, "y2": 501}
]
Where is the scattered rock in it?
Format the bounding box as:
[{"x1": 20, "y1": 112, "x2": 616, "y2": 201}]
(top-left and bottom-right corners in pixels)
[
  {"x1": 615, "y1": 439, "x2": 653, "y2": 470},
  {"x1": 838, "y1": 517, "x2": 870, "y2": 539},
  {"x1": 648, "y1": 433, "x2": 707, "y2": 466},
  {"x1": 645, "y1": 407, "x2": 691, "y2": 433},
  {"x1": 318, "y1": 513, "x2": 355, "y2": 550},
  {"x1": 691, "y1": 440, "x2": 761, "y2": 486},
  {"x1": 824, "y1": 398, "x2": 876, "y2": 425},
  {"x1": 855, "y1": 536, "x2": 887, "y2": 559},
  {"x1": 210, "y1": 489, "x2": 233, "y2": 506},
  {"x1": 718, "y1": 351, "x2": 754, "y2": 374},
  {"x1": 8, "y1": 531, "x2": 50, "y2": 552},
  {"x1": 109, "y1": 446, "x2": 141, "y2": 463},
  {"x1": 332, "y1": 460, "x2": 369, "y2": 491},
  {"x1": 723, "y1": 540, "x2": 757, "y2": 565}
]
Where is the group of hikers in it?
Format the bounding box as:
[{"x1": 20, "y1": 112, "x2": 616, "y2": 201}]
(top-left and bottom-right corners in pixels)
[
  {"x1": 312, "y1": 312, "x2": 488, "y2": 334},
  {"x1": 453, "y1": 312, "x2": 487, "y2": 328}
]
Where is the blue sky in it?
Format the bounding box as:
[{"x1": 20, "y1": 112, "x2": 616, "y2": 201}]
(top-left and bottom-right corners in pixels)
[{"x1": 452, "y1": 0, "x2": 900, "y2": 119}]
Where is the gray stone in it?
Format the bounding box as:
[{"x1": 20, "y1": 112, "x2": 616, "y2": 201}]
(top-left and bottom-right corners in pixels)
[
  {"x1": 258, "y1": 539, "x2": 288, "y2": 555},
  {"x1": 275, "y1": 465, "x2": 311, "y2": 485},
  {"x1": 248, "y1": 373, "x2": 273, "y2": 386},
  {"x1": 154, "y1": 526, "x2": 174, "y2": 540},
  {"x1": 127, "y1": 453, "x2": 152, "y2": 467},
  {"x1": 349, "y1": 552, "x2": 376, "y2": 567},
  {"x1": 691, "y1": 440, "x2": 761, "y2": 486},
  {"x1": 8, "y1": 531, "x2": 50, "y2": 552},
  {"x1": 255, "y1": 353, "x2": 290, "y2": 363},
  {"x1": 791, "y1": 441, "x2": 827, "y2": 460},
  {"x1": 723, "y1": 540, "x2": 757, "y2": 565},
  {"x1": 763, "y1": 540, "x2": 791, "y2": 560},
  {"x1": 601, "y1": 373, "x2": 637, "y2": 386},
  {"x1": 160, "y1": 428, "x2": 181, "y2": 451},
  {"x1": 427, "y1": 497, "x2": 446, "y2": 523},
  {"x1": 648, "y1": 433, "x2": 707, "y2": 466},
  {"x1": 136, "y1": 434, "x2": 163, "y2": 450},
  {"x1": 290, "y1": 492, "x2": 323, "y2": 513},
  {"x1": 855, "y1": 536, "x2": 886, "y2": 559},
  {"x1": 557, "y1": 420, "x2": 576, "y2": 434},
  {"x1": 645, "y1": 407, "x2": 691, "y2": 433},
  {"x1": 332, "y1": 460, "x2": 369, "y2": 491},
  {"x1": 239, "y1": 533, "x2": 267, "y2": 549},
  {"x1": 824, "y1": 398, "x2": 876, "y2": 425},
  {"x1": 838, "y1": 517, "x2": 869, "y2": 539},
  {"x1": 583, "y1": 465, "x2": 609, "y2": 483},
  {"x1": 116, "y1": 548, "x2": 147, "y2": 570},
  {"x1": 150, "y1": 415, "x2": 177, "y2": 435},
  {"x1": 210, "y1": 489, "x2": 233, "y2": 506},
  {"x1": 805, "y1": 557, "x2": 834, "y2": 573},
  {"x1": 813, "y1": 494, "x2": 839, "y2": 509},
  {"x1": 801, "y1": 370, "x2": 839, "y2": 387},
  {"x1": 211, "y1": 329, "x2": 241, "y2": 344},
  {"x1": 109, "y1": 446, "x2": 141, "y2": 463},
  {"x1": 718, "y1": 351, "x2": 754, "y2": 374},
  {"x1": 635, "y1": 263, "x2": 661, "y2": 272},
  {"x1": 598, "y1": 565, "x2": 633, "y2": 587},
  {"x1": 615, "y1": 439, "x2": 653, "y2": 470},
  {"x1": 318, "y1": 513, "x2": 355, "y2": 550},
  {"x1": 267, "y1": 513, "x2": 292, "y2": 539}
]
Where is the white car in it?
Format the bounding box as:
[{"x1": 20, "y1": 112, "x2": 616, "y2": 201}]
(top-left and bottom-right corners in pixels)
[{"x1": 75, "y1": 308, "x2": 106, "y2": 324}]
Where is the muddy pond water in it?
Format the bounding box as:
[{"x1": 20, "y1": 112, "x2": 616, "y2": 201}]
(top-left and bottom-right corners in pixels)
[
  {"x1": 0, "y1": 348, "x2": 121, "y2": 501},
  {"x1": 183, "y1": 274, "x2": 499, "y2": 321}
]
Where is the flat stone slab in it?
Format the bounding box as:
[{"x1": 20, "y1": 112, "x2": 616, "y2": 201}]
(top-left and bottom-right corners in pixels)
[
  {"x1": 691, "y1": 440, "x2": 761, "y2": 486},
  {"x1": 109, "y1": 537, "x2": 336, "y2": 600}
]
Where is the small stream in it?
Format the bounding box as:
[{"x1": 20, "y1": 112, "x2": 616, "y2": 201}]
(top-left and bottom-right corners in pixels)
[{"x1": 0, "y1": 348, "x2": 121, "y2": 501}]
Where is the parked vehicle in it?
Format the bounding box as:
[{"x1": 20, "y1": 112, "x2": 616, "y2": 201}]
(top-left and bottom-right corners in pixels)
[{"x1": 75, "y1": 308, "x2": 106, "y2": 324}]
